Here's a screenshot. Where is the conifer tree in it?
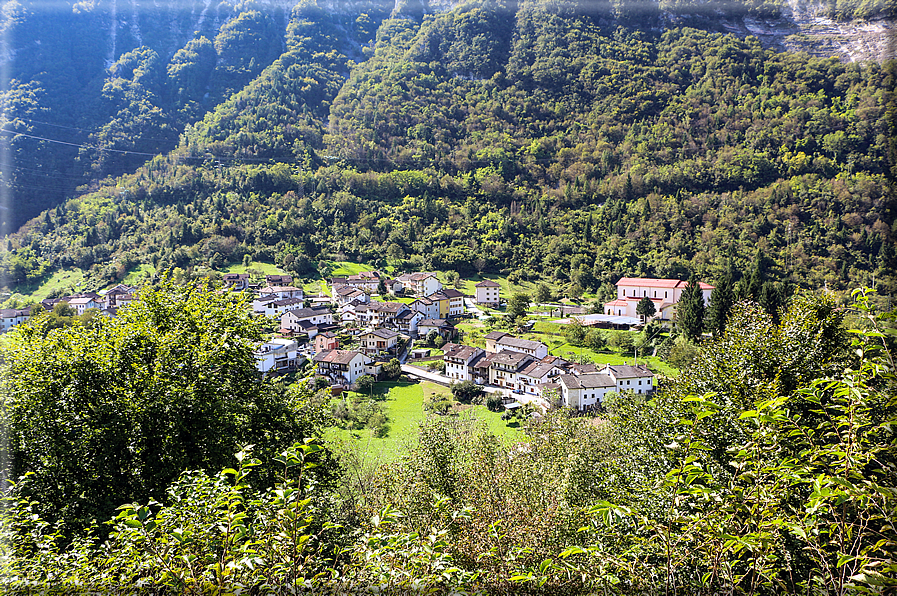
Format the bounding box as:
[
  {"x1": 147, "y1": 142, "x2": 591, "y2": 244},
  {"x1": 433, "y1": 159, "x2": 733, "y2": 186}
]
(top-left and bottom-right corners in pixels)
[
  {"x1": 677, "y1": 274, "x2": 705, "y2": 341},
  {"x1": 707, "y1": 272, "x2": 734, "y2": 336}
]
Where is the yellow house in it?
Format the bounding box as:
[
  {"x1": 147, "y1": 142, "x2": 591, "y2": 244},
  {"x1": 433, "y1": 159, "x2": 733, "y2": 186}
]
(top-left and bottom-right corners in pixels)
[{"x1": 428, "y1": 291, "x2": 451, "y2": 318}]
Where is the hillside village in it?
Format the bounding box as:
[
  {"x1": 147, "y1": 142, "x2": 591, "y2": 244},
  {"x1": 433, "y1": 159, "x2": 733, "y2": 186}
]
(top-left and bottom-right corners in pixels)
[{"x1": 4, "y1": 271, "x2": 715, "y2": 412}]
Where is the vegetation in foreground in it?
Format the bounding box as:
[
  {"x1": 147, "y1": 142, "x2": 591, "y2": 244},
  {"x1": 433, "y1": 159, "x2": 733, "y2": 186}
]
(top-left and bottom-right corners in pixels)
[{"x1": 0, "y1": 285, "x2": 894, "y2": 593}]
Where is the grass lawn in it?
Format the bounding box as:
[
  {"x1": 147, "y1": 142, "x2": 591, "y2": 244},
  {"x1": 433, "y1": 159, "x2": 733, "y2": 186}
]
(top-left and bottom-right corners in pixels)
[
  {"x1": 457, "y1": 274, "x2": 544, "y2": 303},
  {"x1": 463, "y1": 404, "x2": 525, "y2": 440},
  {"x1": 550, "y1": 342, "x2": 679, "y2": 377},
  {"x1": 324, "y1": 380, "x2": 523, "y2": 463},
  {"x1": 325, "y1": 261, "x2": 379, "y2": 277},
  {"x1": 8, "y1": 267, "x2": 87, "y2": 302},
  {"x1": 221, "y1": 261, "x2": 286, "y2": 275},
  {"x1": 122, "y1": 264, "x2": 156, "y2": 286}
]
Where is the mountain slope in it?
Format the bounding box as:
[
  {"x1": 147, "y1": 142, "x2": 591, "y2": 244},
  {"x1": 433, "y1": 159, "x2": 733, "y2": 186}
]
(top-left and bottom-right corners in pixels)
[{"x1": 1, "y1": 0, "x2": 895, "y2": 299}]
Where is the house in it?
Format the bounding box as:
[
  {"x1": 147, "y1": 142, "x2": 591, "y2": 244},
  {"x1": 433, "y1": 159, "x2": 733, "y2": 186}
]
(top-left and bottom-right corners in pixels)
[
  {"x1": 517, "y1": 360, "x2": 565, "y2": 396},
  {"x1": 1, "y1": 308, "x2": 31, "y2": 332},
  {"x1": 427, "y1": 291, "x2": 451, "y2": 318},
  {"x1": 67, "y1": 295, "x2": 103, "y2": 315},
  {"x1": 255, "y1": 297, "x2": 306, "y2": 318},
  {"x1": 355, "y1": 301, "x2": 409, "y2": 329},
  {"x1": 484, "y1": 331, "x2": 509, "y2": 353},
  {"x1": 252, "y1": 294, "x2": 280, "y2": 314},
  {"x1": 344, "y1": 271, "x2": 382, "y2": 293},
  {"x1": 330, "y1": 271, "x2": 381, "y2": 294},
  {"x1": 358, "y1": 328, "x2": 402, "y2": 355},
  {"x1": 442, "y1": 343, "x2": 485, "y2": 382},
  {"x1": 558, "y1": 373, "x2": 617, "y2": 410},
  {"x1": 313, "y1": 349, "x2": 372, "y2": 385},
  {"x1": 475, "y1": 280, "x2": 500, "y2": 305},
  {"x1": 439, "y1": 288, "x2": 465, "y2": 317},
  {"x1": 600, "y1": 364, "x2": 654, "y2": 394},
  {"x1": 280, "y1": 307, "x2": 334, "y2": 336},
  {"x1": 556, "y1": 364, "x2": 655, "y2": 410},
  {"x1": 483, "y1": 332, "x2": 548, "y2": 359},
  {"x1": 314, "y1": 332, "x2": 339, "y2": 352},
  {"x1": 265, "y1": 274, "x2": 293, "y2": 286},
  {"x1": 104, "y1": 287, "x2": 136, "y2": 310},
  {"x1": 394, "y1": 309, "x2": 425, "y2": 335},
  {"x1": 417, "y1": 318, "x2": 455, "y2": 340},
  {"x1": 255, "y1": 338, "x2": 301, "y2": 373},
  {"x1": 223, "y1": 273, "x2": 250, "y2": 291},
  {"x1": 604, "y1": 277, "x2": 713, "y2": 321},
  {"x1": 396, "y1": 272, "x2": 442, "y2": 297},
  {"x1": 410, "y1": 297, "x2": 440, "y2": 320},
  {"x1": 488, "y1": 351, "x2": 535, "y2": 390},
  {"x1": 258, "y1": 285, "x2": 304, "y2": 301},
  {"x1": 495, "y1": 335, "x2": 548, "y2": 359},
  {"x1": 333, "y1": 285, "x2": 370, "y2": 306},
  {"x1": 102, "y1": 284, "x2": 137, "y2": 310}
]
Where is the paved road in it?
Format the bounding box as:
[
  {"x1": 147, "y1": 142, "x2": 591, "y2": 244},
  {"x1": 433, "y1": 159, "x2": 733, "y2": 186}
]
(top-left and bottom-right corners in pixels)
[
  {"x1": 400, "y1": 364, "x2": 505, "y2": 395},
  {"x1": 463, "y1": 297, "x2": 489, "y2": 320}
]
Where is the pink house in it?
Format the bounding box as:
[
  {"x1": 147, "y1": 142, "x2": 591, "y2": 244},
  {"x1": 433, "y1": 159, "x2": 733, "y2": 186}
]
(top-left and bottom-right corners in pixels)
[
  {"x1": 314, "y1": 331, "x2": 339, "y2": 352},
  {"x1": 604, "y1": 277, "x2": 713, "y2": 321}
]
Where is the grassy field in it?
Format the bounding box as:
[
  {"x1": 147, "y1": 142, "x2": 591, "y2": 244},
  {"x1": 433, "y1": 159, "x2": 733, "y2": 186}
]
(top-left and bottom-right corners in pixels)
[
  {"x1": 549, "y1": 342, "x2": 678, "y2": 377},
  {"x1": 8, "y1": 267, "x2": 87, "y2": 302},
  {"x1": 122, "y1": 264, "x2": 156, "y2": 286},
  {"x1": 326, "y1": 261, "x2": 379, "y2": 277},
  {"x1": 221, "y1": 261, "x2": 286, "y2": 275},
  {"x1": 324, "y1": 380, "x2": 523, "y2": 462}
]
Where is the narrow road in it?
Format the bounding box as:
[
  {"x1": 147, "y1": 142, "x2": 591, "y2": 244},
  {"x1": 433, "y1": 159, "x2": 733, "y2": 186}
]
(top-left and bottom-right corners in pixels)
[{"x1": 400, "y1": 364, "x2": 506, "y2": 394}]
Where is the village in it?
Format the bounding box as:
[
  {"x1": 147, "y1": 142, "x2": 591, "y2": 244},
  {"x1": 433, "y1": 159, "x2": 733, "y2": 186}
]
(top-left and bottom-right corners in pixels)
[{"x1": 3, "y1": 271, "x2": 712, "y2": 413}]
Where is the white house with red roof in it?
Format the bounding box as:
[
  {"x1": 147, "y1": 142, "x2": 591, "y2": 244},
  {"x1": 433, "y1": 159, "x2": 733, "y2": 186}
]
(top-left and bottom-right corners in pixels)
[{"x1": 604, "y1": 277, "x2": 713, "y2": 321}]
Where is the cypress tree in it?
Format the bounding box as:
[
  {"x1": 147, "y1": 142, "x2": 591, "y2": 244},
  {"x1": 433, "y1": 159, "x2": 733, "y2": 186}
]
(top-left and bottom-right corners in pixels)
[
  {"x1": 677, "y1": 274, "x2": 705, "y2": 341},
  {"x1": 747, "y1": 249, "x2": 765, "y2": 299},
  {"x1": 707, "y1": 273, "x2": 734, "y2": 336}
]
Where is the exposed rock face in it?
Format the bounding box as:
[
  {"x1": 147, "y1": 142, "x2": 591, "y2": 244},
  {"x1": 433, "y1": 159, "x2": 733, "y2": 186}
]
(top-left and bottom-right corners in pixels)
[{"x1": 711, "y1": 0, "x2": 895, "y2": 62}]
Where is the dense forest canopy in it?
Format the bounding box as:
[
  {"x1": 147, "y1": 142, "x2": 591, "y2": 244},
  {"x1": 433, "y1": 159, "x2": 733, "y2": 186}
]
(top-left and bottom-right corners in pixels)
[{"x1": 0, "y1": 0, "x2": 894, "y2": 298}]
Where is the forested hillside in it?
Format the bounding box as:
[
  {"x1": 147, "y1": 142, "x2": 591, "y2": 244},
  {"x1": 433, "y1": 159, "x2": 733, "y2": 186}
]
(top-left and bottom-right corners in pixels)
[{"x1": 1, "y1": 0, "x2": 895, "y2": 298}]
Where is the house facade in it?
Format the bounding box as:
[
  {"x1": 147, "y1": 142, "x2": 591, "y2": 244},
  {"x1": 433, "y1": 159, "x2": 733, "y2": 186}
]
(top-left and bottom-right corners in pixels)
[
  {"x1": 397, "y1": 272, "x2": 442, "y2": 297},
  {"x1": 604, "y1": 277, "x2": 714, "y2": 321},
  {"x1": 475, "y1": 280, "x2": 500, "y2": 305},
  {"x1": 495, "y1": 336, "x2": 548, "y2": 359},
  {"x1": 557, "y1": 363, "x2": 655, "y2": 410},
  {"x1": 255, "y1": 338, "x2": 301, "y2": 373},
  {"x1": 558, "y1": 373, "x2": 617, "y2": 410},
  {"x1": 281, "y1": 307, "x2": 333, "y2": 335},
  {"x1": 359, "y1": 328, "x2": 401, "y2": 355},
  {"x1": 1, "y1": 308, "x2": 31, "y2": 332},
  {"x1": 442, "y1": 343, "x2": 485, "y2": 382},
  {"x1": 314, "y1": 332, "x2": 339, "y2": 352},
  {"x1": 313, "y1": 349, "x2": 371, "y2": 385}
]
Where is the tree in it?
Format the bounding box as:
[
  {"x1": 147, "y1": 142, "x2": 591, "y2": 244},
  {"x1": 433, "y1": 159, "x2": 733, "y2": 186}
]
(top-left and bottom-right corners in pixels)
[
  {"x1": 585, "y1": 329, "x2": 606, "y2": 351},
  {"x1": 377, "y1": 277, "x2": 387, "y2": 296},
  {"x1": 636, "y1": 296, "x2": 656, "y2": 321},
  {"x1": 535, "y1": 283, "x2": 551, "y2": 304},
  {"x1": 706, "y1": 272, "x2": 735, "y2": 336},
  {"x1": 506, "y1": 292, "x2": 530, "y2": 320},
  {"x1": 383, "y1": 358, "x2": 402, "y2": 380},
  {"x1": 565, "y1": 318, "x2": 586, "y2": 346},
  {"x1": 2, "y1": 277, "x2": 333, "y2": 539},
  {"x1": 677, "y1": 274, "x2": 705, "y2": 341},
  {"x1": 450, "y1": 380, "x2": 482, "y2": 404},
  {"x1": 355, "y1": 374, "x2": 375, "y2": 394}
]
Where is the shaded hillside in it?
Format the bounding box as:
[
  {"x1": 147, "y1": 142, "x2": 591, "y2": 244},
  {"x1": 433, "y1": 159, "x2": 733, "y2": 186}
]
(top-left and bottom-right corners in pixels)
[
  {"x1": 2, "y1": 0, "x2": 895, "y2": 298},
  {"x1": 0, "y1": 0, "x2": 395, "y2": 231}
]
